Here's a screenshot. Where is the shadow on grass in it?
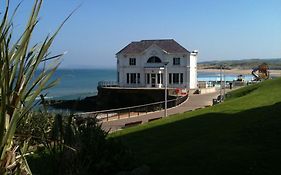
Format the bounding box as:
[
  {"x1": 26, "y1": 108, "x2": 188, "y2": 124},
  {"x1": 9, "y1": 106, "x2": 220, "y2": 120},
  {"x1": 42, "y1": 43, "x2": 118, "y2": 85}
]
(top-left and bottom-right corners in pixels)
[{"x1": 117, "y1": 102, "x2": 281, "y2": 175}]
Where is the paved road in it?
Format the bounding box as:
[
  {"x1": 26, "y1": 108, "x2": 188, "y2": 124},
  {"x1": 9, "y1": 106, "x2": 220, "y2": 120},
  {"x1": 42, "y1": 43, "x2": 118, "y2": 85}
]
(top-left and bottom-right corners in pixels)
[{"x1": 102, "y1": 91, "x2": 220, "y2": 132}]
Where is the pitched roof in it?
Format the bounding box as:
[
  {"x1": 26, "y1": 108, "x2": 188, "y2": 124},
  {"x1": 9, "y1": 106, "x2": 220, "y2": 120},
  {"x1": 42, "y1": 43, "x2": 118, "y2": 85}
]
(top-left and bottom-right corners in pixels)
[{"x1": 116, "y1": 39, "x2": 190, "y2": 55}]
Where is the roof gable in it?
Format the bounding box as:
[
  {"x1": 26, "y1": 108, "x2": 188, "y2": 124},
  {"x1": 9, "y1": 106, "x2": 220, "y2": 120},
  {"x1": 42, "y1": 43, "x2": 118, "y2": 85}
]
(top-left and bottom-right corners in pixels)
[{"x1": 116, "y1": 39, "x2": 190, "y2": 55}]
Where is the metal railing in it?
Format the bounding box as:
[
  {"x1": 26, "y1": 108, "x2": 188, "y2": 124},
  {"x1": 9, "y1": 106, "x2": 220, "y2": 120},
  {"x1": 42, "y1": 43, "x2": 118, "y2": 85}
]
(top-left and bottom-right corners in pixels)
[
  {"x1": 98, "y1": 81, "x2": 119, "y2": 88},
  {"x1": 75, "y1": 94, "x2": 188, "y2": 122}
]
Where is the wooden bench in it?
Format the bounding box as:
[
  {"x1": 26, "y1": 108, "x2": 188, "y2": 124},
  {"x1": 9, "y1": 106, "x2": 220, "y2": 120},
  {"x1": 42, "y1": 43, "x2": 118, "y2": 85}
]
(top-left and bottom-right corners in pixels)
[
  {"x1": 148, "y1": 117, "x2": 162, "y2": 122},
  {"x1": 123, "y1": 121, "x2": 142, "y2": 128}
]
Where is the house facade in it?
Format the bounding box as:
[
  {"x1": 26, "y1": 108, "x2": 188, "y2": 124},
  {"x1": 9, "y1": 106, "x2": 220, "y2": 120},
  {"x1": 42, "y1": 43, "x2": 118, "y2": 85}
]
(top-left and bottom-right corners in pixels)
[{"x1": 116, "y1": 39, "x2": 198, "y2": 89}]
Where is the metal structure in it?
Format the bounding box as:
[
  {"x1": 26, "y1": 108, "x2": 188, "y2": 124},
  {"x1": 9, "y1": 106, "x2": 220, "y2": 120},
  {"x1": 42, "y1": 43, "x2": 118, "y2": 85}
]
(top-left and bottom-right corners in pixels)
[
  {"x1": 75, "y1": 94, "x2": 188, "y2": 122},
  {"x1": 252, "y1": 63, "x2": 270, "y2": 81}
]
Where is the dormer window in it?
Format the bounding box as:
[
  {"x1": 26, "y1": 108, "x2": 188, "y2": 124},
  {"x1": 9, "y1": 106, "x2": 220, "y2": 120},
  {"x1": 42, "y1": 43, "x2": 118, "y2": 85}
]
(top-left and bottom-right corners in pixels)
[
  {"x1": 147, "y1": 56, "x2": 162, "y2": 63},
  {"x1": 173, "y1": 57, "x2": 180, "y2": 65},
  {"x1": 129, "y1": 58, "x2": 136, "y2": 65}
]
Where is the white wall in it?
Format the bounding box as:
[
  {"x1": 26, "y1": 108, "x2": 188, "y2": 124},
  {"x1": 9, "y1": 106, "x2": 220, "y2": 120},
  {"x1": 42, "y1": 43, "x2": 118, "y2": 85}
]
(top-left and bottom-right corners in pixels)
[
  {"x1": 117, "y1": 44, "x2": 198, "y2": 89},
  {"x1": 189, "y1": 52, "x2": 198, "y2": 89}
]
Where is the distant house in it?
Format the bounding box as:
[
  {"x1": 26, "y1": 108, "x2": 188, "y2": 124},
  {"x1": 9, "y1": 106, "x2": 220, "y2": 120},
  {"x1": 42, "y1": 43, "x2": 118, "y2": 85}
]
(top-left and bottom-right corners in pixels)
[{"x1": 116, "y1": 39, "x2": 198, "y2": 89}]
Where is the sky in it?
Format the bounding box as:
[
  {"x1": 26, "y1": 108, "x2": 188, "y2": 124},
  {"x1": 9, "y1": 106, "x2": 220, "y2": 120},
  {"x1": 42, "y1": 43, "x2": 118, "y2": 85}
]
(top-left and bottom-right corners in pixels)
[{"x1": 3, "y1": 0, "x2": 281, "y2": 68}]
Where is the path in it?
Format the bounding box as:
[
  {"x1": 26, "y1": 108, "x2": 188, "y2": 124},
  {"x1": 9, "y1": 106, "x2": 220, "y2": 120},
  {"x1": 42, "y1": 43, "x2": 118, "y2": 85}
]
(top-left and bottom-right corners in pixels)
[{"x1": 102, "y1": 91, "x2": 220, "y2": 132}]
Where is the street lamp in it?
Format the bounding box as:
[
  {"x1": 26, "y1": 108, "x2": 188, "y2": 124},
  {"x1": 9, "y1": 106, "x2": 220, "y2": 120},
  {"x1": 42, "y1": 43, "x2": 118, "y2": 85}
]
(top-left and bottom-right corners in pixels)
[
  {"x1": 220, "y1": 65, "x2": 222, "y2": 102},
  {"x1": 163, "y1": 61, "x2": 169, "y2": 117},
  {"x1": 219, "y1": 64, "x2": 225, "y2": 102}
]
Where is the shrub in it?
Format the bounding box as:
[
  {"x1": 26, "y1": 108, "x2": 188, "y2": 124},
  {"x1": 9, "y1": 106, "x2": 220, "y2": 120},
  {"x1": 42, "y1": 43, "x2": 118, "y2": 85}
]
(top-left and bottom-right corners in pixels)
[
  {"x1": 0, "y1": 0, "x2": 73, "y2": 173},
  {"x1": 28, "y1": 115, "x2": 138, "y2": 175}
]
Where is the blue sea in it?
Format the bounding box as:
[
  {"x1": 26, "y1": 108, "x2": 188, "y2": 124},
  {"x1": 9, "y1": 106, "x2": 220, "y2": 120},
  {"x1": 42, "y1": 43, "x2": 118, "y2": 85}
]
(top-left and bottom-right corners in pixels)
[
  {"x1": 42, "y1": 69, "x2": 253, "y2": 100},
  {"x1": 44, "y1": 69, "x2": 117, "y2": 100}
]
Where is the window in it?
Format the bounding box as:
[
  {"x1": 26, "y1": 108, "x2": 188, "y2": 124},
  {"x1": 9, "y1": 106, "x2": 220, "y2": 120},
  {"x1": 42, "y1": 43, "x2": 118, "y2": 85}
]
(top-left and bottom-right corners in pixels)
[
  {"x1": 129, "y1": 58, "x2": 136, "y2": 65},
  {"x1": 173, "y1": 73, "x2": 179, "y2": 84},
  {"x1": 180, "y1": 73, "x2": 183, "y2": 84},
  {"x1": 137, "y1": 73, "x2": 140, "y2": 84},
  {"x1": 146, "y1": 74, "x2": 150, "y2": 84},
  {"x1": 147, "y1": 56, "x2": 162, "y2": 63},
  {"x1": 127, "y1": 73, "x2": 140, "y2": 84},
  {"x1": 130, "y1": 73, "x2": 136, "y2": 84},
  {"x1": 169, "y1": 73, "x2": 172, "y2": 84},
  {"x1": 117, "y1": 72, "x2": 120, "y2": 83},
  {"x1": 173, "y1": 57, "x2": 180, "y2": 65},
  {"x1": 157, "y1": 73, "x2": 161, "y2": 84},
  {"x1": 169, "y1": 73, "x2": 183, "y2": 84}
]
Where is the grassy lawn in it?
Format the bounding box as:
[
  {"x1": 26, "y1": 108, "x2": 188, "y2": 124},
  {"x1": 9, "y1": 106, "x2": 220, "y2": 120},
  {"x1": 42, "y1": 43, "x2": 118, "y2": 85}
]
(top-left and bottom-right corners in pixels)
[{"x1": 112, "y1": 78, "x2": 281, "y2": 175}]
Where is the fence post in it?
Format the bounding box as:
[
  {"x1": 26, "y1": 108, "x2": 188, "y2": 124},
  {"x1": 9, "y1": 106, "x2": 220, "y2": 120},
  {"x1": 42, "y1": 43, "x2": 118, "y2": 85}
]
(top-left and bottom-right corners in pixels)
[
  {"x1": 118, "y1": 112, "x2": 120, "y2": 119},
  {"x1": 128, "y1": 109, "x2": 130, "y2": 118},
  {"x1": 106, "y1": 113, "x2": 109, "y2": 121}
]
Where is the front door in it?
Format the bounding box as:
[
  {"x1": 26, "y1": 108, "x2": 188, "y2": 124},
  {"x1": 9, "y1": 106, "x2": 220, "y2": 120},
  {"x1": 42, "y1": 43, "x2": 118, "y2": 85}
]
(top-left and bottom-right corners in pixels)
[{"x1": 151, "y1": 74, "x2": 156, "y2": 87}]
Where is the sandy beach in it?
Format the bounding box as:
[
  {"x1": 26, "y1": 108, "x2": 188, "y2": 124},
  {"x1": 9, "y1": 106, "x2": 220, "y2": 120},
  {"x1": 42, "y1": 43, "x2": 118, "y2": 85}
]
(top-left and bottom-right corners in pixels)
[{"x1": 198, "y1": 69, "x2": 281, "y2": 77}]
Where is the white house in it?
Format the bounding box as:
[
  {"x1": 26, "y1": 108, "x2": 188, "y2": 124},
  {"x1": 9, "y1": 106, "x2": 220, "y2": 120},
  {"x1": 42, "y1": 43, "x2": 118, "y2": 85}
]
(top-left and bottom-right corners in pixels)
[{"x1": 116, "y1": 39, "x2": 198, "y2": 89}]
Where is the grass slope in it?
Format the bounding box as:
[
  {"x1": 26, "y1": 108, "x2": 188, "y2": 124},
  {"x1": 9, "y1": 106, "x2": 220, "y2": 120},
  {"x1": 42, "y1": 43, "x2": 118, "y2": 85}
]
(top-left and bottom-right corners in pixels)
[{"x1": 112, "y1": 78, "x2": 281, "y2": 175}]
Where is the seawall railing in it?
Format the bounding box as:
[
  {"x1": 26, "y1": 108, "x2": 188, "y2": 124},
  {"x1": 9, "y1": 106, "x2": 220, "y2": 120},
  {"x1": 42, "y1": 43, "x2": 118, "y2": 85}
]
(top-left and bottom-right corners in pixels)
[
  {"x1": 75, "y1": 94, "x2": 188, "y2": 122},
  {"x1": 98, "y1": 81, "x2": 119, "y2": 88}
]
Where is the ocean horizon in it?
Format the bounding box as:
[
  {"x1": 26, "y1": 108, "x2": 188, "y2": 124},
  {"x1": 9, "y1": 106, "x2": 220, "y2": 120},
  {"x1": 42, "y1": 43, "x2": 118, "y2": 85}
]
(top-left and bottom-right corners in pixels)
[
  {"x1": 41, "y1": 69, "x2": 253, "y2": 100},
  {"x1": 41, "y1": 69, "x2": 117, "y2": 100}
]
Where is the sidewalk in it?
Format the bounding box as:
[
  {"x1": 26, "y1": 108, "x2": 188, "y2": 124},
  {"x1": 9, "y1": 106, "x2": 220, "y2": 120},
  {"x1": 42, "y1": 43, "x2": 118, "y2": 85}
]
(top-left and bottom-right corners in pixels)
[{"x1": 102, "y1": 91, "x2": 220, "y2": 132}]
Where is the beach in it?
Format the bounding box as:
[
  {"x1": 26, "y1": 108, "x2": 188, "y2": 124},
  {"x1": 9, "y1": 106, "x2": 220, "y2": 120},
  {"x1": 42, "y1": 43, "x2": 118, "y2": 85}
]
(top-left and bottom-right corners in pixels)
[{"x1": 198, "y1": 68, "x2": 281, "y2": 77}]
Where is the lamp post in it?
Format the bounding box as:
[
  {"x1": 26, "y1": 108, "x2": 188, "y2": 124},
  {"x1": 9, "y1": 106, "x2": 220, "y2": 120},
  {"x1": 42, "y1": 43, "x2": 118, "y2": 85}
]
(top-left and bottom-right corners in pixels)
[
  {"x1": 223, "y1": 66, "x2": 226, "y2": 101},
  {"x1": 219, "y1": 64, "x2": 225, "y2": 102},
  {"x1": 163, "y1": 62, "x2": 169, "y2": 117},
  {"x1": 220, "y1": 65, "x2": 222, "y2": 102}
]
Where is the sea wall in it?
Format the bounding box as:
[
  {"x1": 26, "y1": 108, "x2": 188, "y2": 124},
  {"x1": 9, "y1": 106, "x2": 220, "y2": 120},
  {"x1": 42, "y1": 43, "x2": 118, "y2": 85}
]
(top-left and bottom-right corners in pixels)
[
  {"x1": 94, "y1": 87, "x2": 176, "y2": 109},
  {"x1": 49, "y1": 87, "x2": 177, "y2": 112}
]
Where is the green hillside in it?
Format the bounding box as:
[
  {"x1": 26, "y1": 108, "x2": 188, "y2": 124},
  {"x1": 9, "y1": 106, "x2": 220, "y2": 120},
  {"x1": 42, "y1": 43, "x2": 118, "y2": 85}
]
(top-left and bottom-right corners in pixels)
[{"x1": 112, "y1": 78, "x2": 281, "y2": 175}]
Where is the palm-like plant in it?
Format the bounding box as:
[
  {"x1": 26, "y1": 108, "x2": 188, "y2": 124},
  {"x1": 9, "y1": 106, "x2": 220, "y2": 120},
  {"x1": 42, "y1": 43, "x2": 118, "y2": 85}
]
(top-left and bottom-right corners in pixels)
[{"x1": 0, "y1": 0, "x2": 70, "y2": 174}]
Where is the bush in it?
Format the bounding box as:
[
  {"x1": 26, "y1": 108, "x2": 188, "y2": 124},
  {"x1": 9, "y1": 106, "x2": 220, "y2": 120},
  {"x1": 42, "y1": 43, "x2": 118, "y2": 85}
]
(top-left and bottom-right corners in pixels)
[{"x1": 27, "y1": 115, "x2": 138, "y2": 175}]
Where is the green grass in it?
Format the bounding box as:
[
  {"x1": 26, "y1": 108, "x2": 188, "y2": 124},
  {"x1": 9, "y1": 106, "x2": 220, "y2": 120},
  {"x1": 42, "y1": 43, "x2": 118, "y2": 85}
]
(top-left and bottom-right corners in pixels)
[{"x1": 112, "y1": 78, "x2": 281, "y2": 175}]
